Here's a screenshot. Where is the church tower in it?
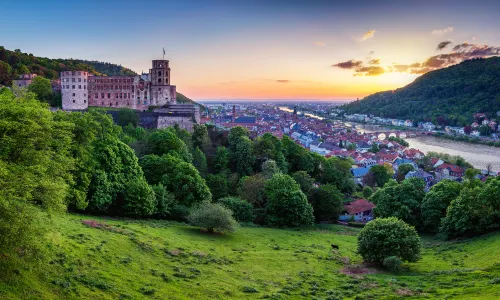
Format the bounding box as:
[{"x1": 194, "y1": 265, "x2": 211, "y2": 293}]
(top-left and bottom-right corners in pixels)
[{"x1": 150, "y1": 60, "x2": 176, "y2": 106}]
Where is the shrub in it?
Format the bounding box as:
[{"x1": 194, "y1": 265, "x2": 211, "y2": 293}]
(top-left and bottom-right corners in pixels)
[
  {"x1": 168, "y1": 204, "x2": 190, "y2": 222},
  {"x1": 383, "y1": 256, "x2": 403, "y2": 271},
  {"x1": 219, "y1": 197, "x2": 254, "y2": 222},
  {"x1": 151, "y1": 184, "x2": 174, "y2": 218},
  {"x1": 357, "y1": 217, "x2": 422, "y2": 264},
  {"x1": 188, "y1": 202, "x2": 239, "y2": 233}
]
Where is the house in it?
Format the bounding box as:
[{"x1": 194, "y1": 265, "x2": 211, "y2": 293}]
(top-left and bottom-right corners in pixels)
[
  {"x1": 351, "y1": 167, "x2": 370, "y2": 185},
  {"x1": 405, "y1": 169, "x2": 434, "y2": 188},
  {"x1": 392, "y1": 157, "x2": 418, "y2": 171},
  {"x1": 339, "y1": 199, "x2": 375, "y2": 222},
  {"x1": 435, "y1": 163, "x2": 465, "y2": 180},
  {"x1": 403, "y1": 148, "x2": 424, "y2": 160}
]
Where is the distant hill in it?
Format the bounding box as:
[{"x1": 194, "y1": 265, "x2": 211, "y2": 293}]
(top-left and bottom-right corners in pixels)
[
  {"x1": 0, "y1": 46, "x2": 201, "y2": 107},
  {"x1": 341, "y1": 57, "x2": 500, "y2": 126}
]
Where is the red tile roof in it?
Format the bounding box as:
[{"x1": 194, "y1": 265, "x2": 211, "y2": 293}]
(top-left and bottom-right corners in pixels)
[{"x1": 344, "y1": 199, "x2": 376, "y2": 215}]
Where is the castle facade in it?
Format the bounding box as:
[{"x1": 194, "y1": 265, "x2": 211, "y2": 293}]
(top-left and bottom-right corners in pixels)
[{"x1": 61, "y1": 59, "x2": 176, "y2": 111}]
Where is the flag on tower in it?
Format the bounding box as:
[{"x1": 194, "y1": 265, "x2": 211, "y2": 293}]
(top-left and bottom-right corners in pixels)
[{"x1": 163, "y1": 48, "x2": 165, "y2": 59}]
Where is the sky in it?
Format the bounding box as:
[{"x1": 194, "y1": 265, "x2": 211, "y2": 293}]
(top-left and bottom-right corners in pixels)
[{"x1": 1, "y1": 0, "x2": 500, "y2": 101}]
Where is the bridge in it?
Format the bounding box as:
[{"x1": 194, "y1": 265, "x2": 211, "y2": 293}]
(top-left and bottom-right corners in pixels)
[{"x1": 356, "y1": 130, "x2": 419, "y2": 140}]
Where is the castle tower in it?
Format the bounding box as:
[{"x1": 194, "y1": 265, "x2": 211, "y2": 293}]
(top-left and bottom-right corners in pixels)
[
  {"x1": 232, "y1": 105, "x2": 236, "y2": 122},
  {"x1": 61, "y1": 71, "x2": 89, "y2": 110},
  {"x1": 150, "y1": 60, "x2": 176, "y2": 106}
]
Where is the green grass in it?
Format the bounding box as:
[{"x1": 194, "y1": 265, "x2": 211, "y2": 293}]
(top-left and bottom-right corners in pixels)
[{"x1": 1, "y1": 214, "x2": 499, "y2": 299}]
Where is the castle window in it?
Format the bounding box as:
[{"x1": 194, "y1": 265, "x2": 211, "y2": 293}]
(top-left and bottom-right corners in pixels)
[
  {"x1": 158, "y1": 71, "x2": 161, "y2": 76},
  {"x1": 78, "y1": 85, "x2": 81, "y2": 89},
  {"x1": 72, "y1": 85, "x2": 75, "y2": 89},
  {"x1": 116, "y1": 102, "x2": 118, "y2": 105},
  {"x1": 110, "y1": 103, "x2": 112, "y2": 107},
  {"x1": 102, "y1": 102, "x2": 104, "y2": 105},
  {"x1": 95, "y1": 93, "x2": 98, "y2": 98},
  {"x1": 72, "y1": 78, "x2": 75, "y2": 83},
  {"x1": 158, "y1": 78, "x2": 161, "y2": 83},
  {"x1": 72, "y1": 93, "x2": 75, "y2": 96},
  {"x1": 101, "y1": 93, "x2": 104, "y2": 98},
  {"x1": 73, "y1": 100, "x2": 75, "y2": 103},
  {"x1": 84, "y1": 85, "x2": 86, "y2": 89},
  {"x1": 84, "y1": 100, "x2": 86, "y2": 103},
  {"x1": 108, "y1": 93, "x2": 111, "y2": 98},
  {"x1": 78, "y1": 78, "x2": 81, "y2": 82}
]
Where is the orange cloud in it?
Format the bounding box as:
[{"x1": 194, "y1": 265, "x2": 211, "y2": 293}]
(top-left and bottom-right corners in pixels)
[
  {"x1": 360, "y1": 30, "x2": 376, "y2": 41},
  {"x1": 431, "y1": 26, "x2": 454, "y2": 35}
]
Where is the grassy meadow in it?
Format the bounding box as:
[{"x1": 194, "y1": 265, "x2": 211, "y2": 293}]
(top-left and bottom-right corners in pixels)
[{"x1": 1, "y1": 214, "x2": 499, "y2": 299}]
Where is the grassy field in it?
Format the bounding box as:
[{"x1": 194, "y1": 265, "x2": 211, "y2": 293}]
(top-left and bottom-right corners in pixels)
[{"x1": 1, "y1": 214, "x2": 499, "y2": 299}]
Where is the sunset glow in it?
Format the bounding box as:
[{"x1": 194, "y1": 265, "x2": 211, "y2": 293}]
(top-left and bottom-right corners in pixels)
[{"x1": 1, "y1": 0, "x2": 499, "y2": 101}]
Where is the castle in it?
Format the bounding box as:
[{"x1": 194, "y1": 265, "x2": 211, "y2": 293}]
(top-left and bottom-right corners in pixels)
[{"x1": 61, "y1": 59, "x2": 200, "y2": 131}]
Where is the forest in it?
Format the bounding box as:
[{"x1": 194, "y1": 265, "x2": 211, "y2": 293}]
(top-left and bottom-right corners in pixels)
[{"x1": 341, "y1": 57, "x2": 500, "y2": 126}]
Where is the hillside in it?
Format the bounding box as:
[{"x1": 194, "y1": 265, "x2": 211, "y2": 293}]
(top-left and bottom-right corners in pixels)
[
  {"x1": 341, "y1": 57, "x2": 500, "y2": 126},
  {"x1": 0, "y1": 46, "x2": 201, "y2": 107},
  {"x1": 1, "y1": 214, "x2": 499, "y2": 299}
]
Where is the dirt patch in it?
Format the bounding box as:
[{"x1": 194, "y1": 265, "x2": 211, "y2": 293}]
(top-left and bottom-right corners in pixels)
[
  {"x1": 396, "y1": 288, "x2": 414, "y2": 296},
  {"x1": 341, "y1": 264, "x2": 379, "y2": 275}
]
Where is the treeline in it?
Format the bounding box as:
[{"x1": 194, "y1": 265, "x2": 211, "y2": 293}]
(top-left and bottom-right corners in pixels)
[
  {"x1": 341, "y1": 57, "x2": 500, "y2": 126},
  {"x1": 369, "y1": 176, "x2": 500, "y2": 239},
  {"x1": 0, "y1": 46, "x2": 136, "y2": 85},
  {"x1": 0, "y1": 88, "x2": 358, "y2": 271}
]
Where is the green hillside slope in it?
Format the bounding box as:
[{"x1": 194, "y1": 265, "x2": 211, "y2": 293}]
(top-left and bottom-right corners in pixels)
[
  {"x1": 341, "y1": 57, "x2": 500, "y2": 126},
  {"x1": 1, "y1": 214, "x2": 499, "y2": 299}
]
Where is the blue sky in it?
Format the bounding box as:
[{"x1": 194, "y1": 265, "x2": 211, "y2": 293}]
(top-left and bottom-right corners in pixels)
[{"x1": 2, "y1": 0, "x2": 500, "y2": 100}]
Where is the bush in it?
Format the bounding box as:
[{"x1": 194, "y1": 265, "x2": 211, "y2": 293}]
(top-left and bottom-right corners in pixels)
[
  {"x1": 151, "y1": 184, "x2": 174, "y2": 218},
  {"x1": 357, "y1": 217, "x2": 422, "y2": 264},
  {"x1": 218, "y1": 197, "x2": 254, "y2": 222},
  {"x1": 188, "y1": 202, "x2": 239, "y2": 233},
  {"x1": 168, "y1": 204, "x2": 190, "y2": 222},
  {"x1": 383, "y1": 256, "x2": 403, "y2": 271}
]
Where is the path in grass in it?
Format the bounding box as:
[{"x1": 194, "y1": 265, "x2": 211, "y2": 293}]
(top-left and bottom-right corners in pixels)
[{"x1": 1, "y1": 214, "x2": 499, "y2": 299}]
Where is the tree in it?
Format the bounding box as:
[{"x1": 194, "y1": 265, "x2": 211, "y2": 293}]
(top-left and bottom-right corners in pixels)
[
  {"x1": 0, "y1": 61, "x2": 12, "y2": 86},
  {"x1": 213, "y1": 146, "x2": 229, "y2": 173},
  {"x1": 440, "y1": 177, "x2": 500, "y2": 238},
  {"x1": 0, "y1": 91, "x2": 73, "y2": 269},
  {"x1": 421, "y1": 180, "x2": 462, "y2": 232},
  {"x1": 238, "y1": 174, "x2": 267, "y2": 208},
  {"x1": 261, "y1": 159, "x2": 281, "y2": 179},
  {"x1": 205, "y1": 173, "x2": 229, "y2": 201},
  {"x1": 228, "y1": 126, "x2": 249, "y2": 149},
  {"x1": 362, "y1": 186, "x2": 373, "y2": 198},
  {"x1": 122, "y1": 178, "x2": 157, "y2": 217},
  {"x1": 192, "y1": 124, "x2": 211, "y2": 153},
  {"x1": 152, "y1": 184, "x2": 174, "y2": 218},
  {"x1": 253, "y1": 133, "x2": 288, "y2": 172},
  {"x1": 370, "y1": 178, "x2": 426, "y2": 227},
  {"x1": 188, "y1": 202, "x2": 239, "y2": 233},
  {"x1": 281, "y1": 136, "x2": 314, "y2": 174},
  {"x1": 116, "y1": 108, "x2": 138, "y2": 127},
  {"x1": 309, "y1": 184, "x2": 343, "y2": 222},
  {"x1": 398, "y1": 164, "x2": 414, "y2": 176},
  {"x1": 292, "y1": 171, "x2": 315, "y2": 194},
  {"x1": 27, "y1": 76, "x2": 53, "y2": 104},
  {"x1": 218, "y1": 197, "x2": 254, "y2": 222},
  {"x1": 265, "y1": 174, "x2": 314, "y2": 227},
  {"x1": 145, "y1": 128, "x2": 192, "y2": 162},
  {"x1": 233, "y1": 136, "x2": 255, "y2": 176},
  {"x1": 159, "y1": 154, "x2": 212, "y2": 207},
  {"x1": 369, "y1": 165, "x2": 392, "y2": 187},
  {"x1": 357, "y1": 217, "x2": 422, "y2": 264},
  {"x1": 479, "y1": 124, "x2": 492, "y2": 136},
  {"x1": 192, "y1": 147, "x2": 208, "y2": 176},
  {"x1": 321, "y1": 157, "x2": 355, "y2": 193}
]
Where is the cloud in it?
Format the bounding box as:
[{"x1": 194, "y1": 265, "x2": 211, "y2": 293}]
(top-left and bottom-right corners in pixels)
[
  {"x1": 315, "y1": 42, "x2": 326, "y2": 47},
  {"x1": 369, "y1": 50, "x2": 375, "y2": 55},
  {"x1": 437, "y1": 40, "x2": 452, "y2": 50},
  {"x1": 332, "y1": 60, "x2": 363, "y2": 69},
  {"x1": 431, "y1": 26, "x2": 454, "y2": 35},
  {"x1": 276, "y1": 80, "x2": 289, "y2": 83},
  {"x1": 359, "y1": 30, "x2": 376, "y2": 41},
  {"x1": 333, "y1": 42, "x2": 500, "y2": 77},
  {"x1": 355, "y1": 66, "x2": 385, "y2": 76}
]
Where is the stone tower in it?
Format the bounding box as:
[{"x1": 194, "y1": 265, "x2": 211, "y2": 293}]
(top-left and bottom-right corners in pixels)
[
  {"x1": 150, "y1": 60, "x2": 176, "y2": 106},
  {"x1": 61, "y1": 71, "x2": 89, "y2": 110}
]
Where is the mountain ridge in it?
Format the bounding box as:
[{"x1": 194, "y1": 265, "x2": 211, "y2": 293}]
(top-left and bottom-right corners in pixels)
[{"x1": 341, "y1": 57, "x2": 500, "y2": 126}]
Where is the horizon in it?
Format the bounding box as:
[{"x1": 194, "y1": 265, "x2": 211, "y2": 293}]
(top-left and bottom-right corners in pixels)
[{"x1": 2, "y1": 0, "x2": 500, "y2": 100}]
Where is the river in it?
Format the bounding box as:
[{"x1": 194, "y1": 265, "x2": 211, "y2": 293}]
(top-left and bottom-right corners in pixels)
[{"x1": 278, "y1": 107, "x2": 500, "y2": 171}]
